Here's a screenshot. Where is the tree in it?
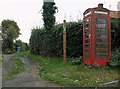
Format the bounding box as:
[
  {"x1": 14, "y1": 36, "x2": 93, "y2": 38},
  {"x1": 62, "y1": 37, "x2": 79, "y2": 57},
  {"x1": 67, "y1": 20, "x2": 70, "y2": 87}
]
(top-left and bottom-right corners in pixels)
[
  {"x1": 1, "y1": 19, "x2": 21, "y2": 53},
  {"x1": 42, "y1": 1, "x2": 58, "y2": 30},
  {"x1": 2, "y1": 19, "x2": 20, "y2": 39}
]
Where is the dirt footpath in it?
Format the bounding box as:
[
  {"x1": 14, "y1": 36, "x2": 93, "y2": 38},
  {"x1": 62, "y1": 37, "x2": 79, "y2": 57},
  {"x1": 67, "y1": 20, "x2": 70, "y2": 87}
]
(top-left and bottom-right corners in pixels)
[{"x1": 2, "y1": 54, "x2": 61, "y2": 87}]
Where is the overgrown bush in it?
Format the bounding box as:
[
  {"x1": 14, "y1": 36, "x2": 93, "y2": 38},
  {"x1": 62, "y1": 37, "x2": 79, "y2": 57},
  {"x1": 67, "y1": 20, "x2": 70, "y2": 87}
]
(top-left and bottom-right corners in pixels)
[
  {"x1": 30, "y1": 22, "x2": 82, "y2": 57},
  {"x1": 109, "y1": 50, "x2": 120, "y2": 67}
]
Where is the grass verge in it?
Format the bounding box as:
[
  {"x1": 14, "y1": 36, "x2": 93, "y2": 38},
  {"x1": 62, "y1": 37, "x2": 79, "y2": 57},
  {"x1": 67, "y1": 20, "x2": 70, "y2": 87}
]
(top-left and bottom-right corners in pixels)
[
  {"x1": 6, "y1": 58, "x2": 25, "y2": 78},
  {"x1": 16, "y1": 52, "x2": 119, "y2": 87}
]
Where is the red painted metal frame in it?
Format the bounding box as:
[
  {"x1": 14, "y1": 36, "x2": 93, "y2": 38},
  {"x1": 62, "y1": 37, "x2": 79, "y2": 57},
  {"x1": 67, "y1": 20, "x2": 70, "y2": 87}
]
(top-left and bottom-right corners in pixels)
[{"x1": 83, "y1": 7, "x2": 111, "y2": 66}]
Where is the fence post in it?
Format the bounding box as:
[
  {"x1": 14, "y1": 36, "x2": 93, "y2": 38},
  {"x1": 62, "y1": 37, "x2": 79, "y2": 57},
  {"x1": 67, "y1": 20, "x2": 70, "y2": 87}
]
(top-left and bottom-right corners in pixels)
[{"x1": 63, "y1": 20, "x2": 66, "y2": 64}]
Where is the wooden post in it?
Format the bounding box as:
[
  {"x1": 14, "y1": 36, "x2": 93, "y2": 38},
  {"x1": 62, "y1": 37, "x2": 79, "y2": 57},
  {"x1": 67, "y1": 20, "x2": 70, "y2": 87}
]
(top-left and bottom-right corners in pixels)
[{"x1": 63, "y1": 20, "x2": 66, "y2": 64}]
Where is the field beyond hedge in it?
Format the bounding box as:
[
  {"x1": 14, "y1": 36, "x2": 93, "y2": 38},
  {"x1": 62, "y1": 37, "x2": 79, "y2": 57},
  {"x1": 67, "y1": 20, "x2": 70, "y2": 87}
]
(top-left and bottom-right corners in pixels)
[{"x1": 16, "y1": 52, "x2": 119, "y2": 87}]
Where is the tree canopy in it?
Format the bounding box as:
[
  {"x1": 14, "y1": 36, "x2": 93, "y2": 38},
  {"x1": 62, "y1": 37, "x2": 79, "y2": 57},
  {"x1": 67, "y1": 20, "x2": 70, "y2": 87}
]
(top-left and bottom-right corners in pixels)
[
  {"x1": 42, "y1": 2, "x2": 58, "y2": 30},
  {"x1": 1, "y1": 19, "x2": 20, "y2": 39},
  {"x1": 1, "y1": 19, "x2": 21, "y2": 53}
]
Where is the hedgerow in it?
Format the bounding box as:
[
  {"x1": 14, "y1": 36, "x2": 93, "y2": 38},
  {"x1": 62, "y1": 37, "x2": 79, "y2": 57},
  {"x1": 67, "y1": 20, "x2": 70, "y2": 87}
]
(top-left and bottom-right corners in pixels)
[{"x1": 30, "y1": 22, "x2": 83, "y2": 57}]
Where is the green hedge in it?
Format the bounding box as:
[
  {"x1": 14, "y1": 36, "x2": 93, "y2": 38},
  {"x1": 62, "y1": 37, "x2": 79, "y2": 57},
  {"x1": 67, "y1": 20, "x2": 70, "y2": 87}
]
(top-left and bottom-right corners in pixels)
[
  {"x1": 30, "y1": 22, "x2": 83, "y2": 57},
  {"x1": 111, "y1": 18, "x2": 120, "y2": 50}
]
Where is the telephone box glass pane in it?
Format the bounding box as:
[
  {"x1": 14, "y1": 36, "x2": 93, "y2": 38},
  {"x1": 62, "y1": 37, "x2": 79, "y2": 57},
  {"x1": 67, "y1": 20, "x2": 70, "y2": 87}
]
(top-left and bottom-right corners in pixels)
[
  {"x1": 96, "y1": 34, "x2": 107, "y2": 39},
  {"x1": 85, "y1": 49, "x2": 89, "y2": 52},
  {"x1": 96, "y1": 49, "x2": 108, "y2": 53},
  {"x1": 96, "y1": 39, "x2": 108, "y2": 43},
  {"x1": 96, "y1": 44, "x2": 108, "y2": 48},
  {"x1": 96, "y1": 24, "x2": 107, "y2": 28},
  {"x1": 96, "y1": 54, "x2": 107, "y2": 59},
  {"x1": 85, "y1": 19, "x2": 89, "y2": 28},
  {"x1": 96, "y1": 18, "x2": 107, "y2": 23},
  {"x1": 84, "y1": 54, "x2": 90, "y2": 58}
]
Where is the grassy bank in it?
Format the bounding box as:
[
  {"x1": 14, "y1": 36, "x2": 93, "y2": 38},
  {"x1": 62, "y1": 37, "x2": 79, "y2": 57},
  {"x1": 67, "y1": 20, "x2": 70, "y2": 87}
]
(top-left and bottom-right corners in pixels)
[
  {"x1": 16, "y1": 52, "x2": 119, "y2": 87},
  {"x1": 6, "y1": 58, "x2": 25, "y2": 78}
]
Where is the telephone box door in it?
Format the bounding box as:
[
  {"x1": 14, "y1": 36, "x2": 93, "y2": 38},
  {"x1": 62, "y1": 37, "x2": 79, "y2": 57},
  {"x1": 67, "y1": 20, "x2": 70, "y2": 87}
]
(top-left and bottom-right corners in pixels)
[{"x1": 94, "y1": 16, "x2": 111, "y2": 62}]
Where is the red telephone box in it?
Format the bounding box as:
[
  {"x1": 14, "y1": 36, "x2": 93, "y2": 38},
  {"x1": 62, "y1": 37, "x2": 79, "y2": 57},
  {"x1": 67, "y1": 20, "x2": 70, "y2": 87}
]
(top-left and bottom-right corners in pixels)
[{"x1": 83, "y1": 4, "x2": 111, "y2": 66}]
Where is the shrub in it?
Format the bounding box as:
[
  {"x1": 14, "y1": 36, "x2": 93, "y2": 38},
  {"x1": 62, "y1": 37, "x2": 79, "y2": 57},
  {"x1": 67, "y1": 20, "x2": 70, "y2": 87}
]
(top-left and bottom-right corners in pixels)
[
  {"x1": 30, "y1": 22, "x2": 83, "y2": 57},
  {"x1": 109, "y1": 50, "x2": 120, "y2": 67}
]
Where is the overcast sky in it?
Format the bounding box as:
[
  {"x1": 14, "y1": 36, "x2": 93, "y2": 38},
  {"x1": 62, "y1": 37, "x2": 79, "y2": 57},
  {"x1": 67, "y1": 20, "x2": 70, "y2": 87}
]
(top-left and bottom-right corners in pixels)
[{"x1": 0, "y1": 0, "x2": 119, "y2": 43}]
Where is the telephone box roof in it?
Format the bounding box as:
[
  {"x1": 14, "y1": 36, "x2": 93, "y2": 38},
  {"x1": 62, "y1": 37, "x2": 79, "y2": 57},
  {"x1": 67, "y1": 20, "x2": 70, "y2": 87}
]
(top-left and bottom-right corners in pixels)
[{"x1": 83, "y1": 4, "x2": 110, "y2": 15}]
